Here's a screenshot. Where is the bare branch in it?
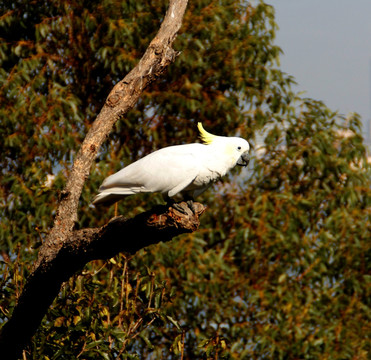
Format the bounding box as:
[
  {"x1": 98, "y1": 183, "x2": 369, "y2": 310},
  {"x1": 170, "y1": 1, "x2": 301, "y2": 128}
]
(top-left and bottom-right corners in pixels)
[
  {"x1": 0, "y1": 202, "x2": 204, "y2": 359},
  {"x1": 37, "y1": 0, "x2": 189, "y2": 268},
  {"x1": 0, "y1": 1, "x2": 189, "y2": 358}
]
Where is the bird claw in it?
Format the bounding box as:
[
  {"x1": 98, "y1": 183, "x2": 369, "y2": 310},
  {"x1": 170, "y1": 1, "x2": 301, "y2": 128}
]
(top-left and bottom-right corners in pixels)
[
  {"x1": 170, "y1": 200, "x2": 196, "y2": 215},
  {"x1": 171, "y1": 202, "x2": 189, "y2": 215},
  {"x1": 186, "y1": 200, "x2": 196, "y2": 214}
]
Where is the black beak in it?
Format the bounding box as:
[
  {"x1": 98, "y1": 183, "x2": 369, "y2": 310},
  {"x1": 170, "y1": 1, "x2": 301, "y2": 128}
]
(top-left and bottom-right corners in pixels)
[{"x1": 237, "y1": 152, "x2": 250, "y2": 167}]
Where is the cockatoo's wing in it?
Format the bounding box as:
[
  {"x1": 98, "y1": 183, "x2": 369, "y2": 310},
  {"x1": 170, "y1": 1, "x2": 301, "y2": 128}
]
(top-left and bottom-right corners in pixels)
[
  {"x1": 93, "y1": 123, "x2": 251, "y2": 206},
  {"x1": 93, "y1": 144, "x2": 203, "y2": 205}
]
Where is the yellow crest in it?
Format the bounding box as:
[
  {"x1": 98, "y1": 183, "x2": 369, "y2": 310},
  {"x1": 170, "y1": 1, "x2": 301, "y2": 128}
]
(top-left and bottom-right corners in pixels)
[{"x1": 197, "y1": 122, "x2": 217, "y2": 145}]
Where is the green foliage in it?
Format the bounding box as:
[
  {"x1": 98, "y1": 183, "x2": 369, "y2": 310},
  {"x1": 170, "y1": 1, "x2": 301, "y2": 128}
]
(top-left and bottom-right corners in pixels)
[{"x1": 1, "y1": 0, "x2": 370, "y2": 359}]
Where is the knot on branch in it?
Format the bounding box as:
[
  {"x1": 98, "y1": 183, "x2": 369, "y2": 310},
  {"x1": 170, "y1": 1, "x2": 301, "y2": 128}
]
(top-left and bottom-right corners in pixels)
[
  {"x1": 105, "y1": 45, "x2": 181, "y2": 109},
  {"x1": 58, "y1": 190, "x2": 70, "y2": 202}
]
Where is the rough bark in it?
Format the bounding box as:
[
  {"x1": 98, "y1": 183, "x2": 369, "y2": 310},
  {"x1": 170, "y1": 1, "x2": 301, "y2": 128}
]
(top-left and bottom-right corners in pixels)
[
  {"x1": 0, "y1": 0, "x2": 189, "y2": 358},
  {"x1": 0, "y1": 202, "x2": 204, "y2": 359},
  {"x1": 36, "y1": 0, "x2": 188, "y2": 269}
]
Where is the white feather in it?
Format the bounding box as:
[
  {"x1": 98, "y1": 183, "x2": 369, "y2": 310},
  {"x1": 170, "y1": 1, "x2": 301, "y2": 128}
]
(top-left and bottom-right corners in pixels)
[{"x1": 93, "y1": 130, "x2": 250, "y2": 206}]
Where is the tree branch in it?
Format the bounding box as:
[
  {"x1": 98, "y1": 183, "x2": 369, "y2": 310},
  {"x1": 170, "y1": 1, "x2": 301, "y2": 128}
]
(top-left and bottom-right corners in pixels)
[
  {"x1": 1, "y1": 201, "x2": 204, "y2": 359},
  {"x1": 37, "y1": 0, "x2": 188, "y2": 268},
  {"x1": 67, "y1": 202, "x2": 205, "y2": 263},
  {"x1": 0, "y1": 0, "x2": 189, "y2": 358}
]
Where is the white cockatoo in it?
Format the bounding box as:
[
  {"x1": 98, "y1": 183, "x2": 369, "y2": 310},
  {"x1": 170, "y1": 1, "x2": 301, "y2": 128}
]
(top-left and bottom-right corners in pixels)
[{"x1": 93, "y1": 123, "x2": 250, "y2": 208}]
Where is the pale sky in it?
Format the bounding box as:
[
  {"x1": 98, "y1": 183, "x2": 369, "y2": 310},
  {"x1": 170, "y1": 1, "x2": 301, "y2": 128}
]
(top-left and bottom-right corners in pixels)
[{"x1": 268, "y1": 0, "x2": 371, "y2": 139}]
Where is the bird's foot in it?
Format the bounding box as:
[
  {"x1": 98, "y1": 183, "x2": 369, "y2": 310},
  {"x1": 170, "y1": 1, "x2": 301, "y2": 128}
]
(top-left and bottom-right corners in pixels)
[
  {"x1": 169, "y1": 200, "x2": 196, "y2": 215},
  {"x1": 171, "y1": 201, "x2": 188, "y2": 215},
  {"x1": 186, "y1": 199, "x2": 196, "y2": 214}
]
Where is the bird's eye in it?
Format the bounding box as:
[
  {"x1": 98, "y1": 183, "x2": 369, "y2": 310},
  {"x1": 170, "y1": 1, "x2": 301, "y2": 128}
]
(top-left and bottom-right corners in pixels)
[{"x1": 237, "y1": 146, "x2": 241, "y2": 150}]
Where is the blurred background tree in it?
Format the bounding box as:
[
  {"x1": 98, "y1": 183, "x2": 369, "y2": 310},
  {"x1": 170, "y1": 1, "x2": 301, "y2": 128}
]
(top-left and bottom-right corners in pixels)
[{"x1": 0, "y1": 0, "x2": 370, "y2": 359}]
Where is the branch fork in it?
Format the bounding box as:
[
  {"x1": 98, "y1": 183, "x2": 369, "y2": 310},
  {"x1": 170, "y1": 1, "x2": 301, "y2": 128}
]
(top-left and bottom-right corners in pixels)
[{"x1": 0, "y1": 1, "x2": 190, "y2": 358}]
